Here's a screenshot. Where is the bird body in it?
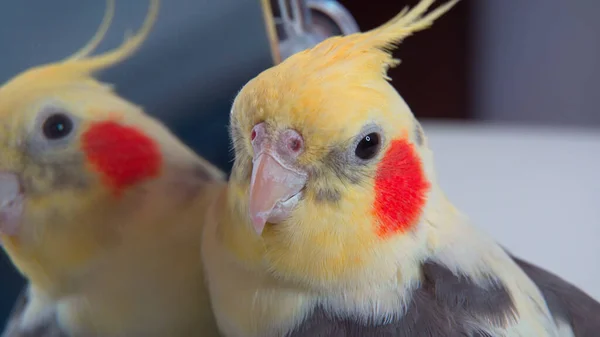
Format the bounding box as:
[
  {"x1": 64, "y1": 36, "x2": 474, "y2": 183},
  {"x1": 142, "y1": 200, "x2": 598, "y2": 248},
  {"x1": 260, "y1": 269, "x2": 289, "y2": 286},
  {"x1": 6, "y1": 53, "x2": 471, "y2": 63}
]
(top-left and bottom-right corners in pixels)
[
  {"x1": 0, "y1": 1, "x2": 224, "y2": 336},
  {"x1": 202, "y1": 0, "x2": 600, "y2": 336}
]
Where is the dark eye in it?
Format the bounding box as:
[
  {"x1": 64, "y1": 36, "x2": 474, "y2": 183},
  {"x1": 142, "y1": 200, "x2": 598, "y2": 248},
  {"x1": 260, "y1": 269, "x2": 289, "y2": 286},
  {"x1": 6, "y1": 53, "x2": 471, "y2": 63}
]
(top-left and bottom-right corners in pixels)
[
  {"x1": 355, "y1": 132, "x2": 381, "y2": 160},
  {"x1": 42, "y1": 113, "x2": 73, "y2": 140}
]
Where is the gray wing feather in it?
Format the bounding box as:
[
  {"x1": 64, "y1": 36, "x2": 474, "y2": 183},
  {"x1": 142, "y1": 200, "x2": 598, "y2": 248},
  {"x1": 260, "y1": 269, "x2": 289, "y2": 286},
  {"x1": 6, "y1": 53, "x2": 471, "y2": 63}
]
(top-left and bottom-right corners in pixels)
[
  {"x1": 287, "y1": 261, "x2": 515, "y2": 337},
  {"x1": 512, "y1": 255, "x2": 600, "y2": 337}
]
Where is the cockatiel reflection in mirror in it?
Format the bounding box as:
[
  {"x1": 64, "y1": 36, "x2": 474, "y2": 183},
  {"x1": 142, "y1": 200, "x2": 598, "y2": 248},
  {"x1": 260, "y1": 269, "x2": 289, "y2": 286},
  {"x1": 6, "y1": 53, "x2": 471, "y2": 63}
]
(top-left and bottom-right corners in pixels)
[
  {"x1": 202, "y1": 0, "x2": 600, "y2": 336},
  {"x1": 0, "y1": 1, "x2": 224, "y2": 336}
]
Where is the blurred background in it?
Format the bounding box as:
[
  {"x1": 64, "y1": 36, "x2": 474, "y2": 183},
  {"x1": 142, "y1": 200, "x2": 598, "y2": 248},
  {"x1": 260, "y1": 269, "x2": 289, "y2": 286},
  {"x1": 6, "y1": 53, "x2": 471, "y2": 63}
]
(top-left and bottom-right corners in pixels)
[{"x1": 1, "y1": 0, "x2": 599, "y2": 327}]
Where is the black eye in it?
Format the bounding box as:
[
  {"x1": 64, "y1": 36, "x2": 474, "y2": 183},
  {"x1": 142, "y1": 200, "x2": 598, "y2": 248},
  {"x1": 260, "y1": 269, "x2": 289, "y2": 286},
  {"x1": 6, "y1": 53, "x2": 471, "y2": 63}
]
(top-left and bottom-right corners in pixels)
[
  {"x1": 355, "y1": 132, "x2": 381, "y2": 160},
  {"x1": 42, "y1": 113, "x2": 73, "y2": 140}
]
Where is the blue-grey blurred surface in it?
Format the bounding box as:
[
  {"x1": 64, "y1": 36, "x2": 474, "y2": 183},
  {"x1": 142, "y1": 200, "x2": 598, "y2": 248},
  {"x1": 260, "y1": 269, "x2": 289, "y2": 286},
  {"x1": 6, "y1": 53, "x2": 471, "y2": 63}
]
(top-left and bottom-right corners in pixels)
[
  {"x1": 0, "y1": 0, "x2": 274, "y2": 324},
  {"x1": 3, "y1": 0, "x2": 600, "y2": 331}
]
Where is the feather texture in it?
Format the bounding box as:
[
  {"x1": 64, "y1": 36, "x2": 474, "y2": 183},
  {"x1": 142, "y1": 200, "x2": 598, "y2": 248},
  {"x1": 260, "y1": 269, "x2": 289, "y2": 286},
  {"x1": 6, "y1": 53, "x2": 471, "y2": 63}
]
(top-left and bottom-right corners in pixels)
[
  {"x1": 203, "y1": 0, "x2": 599, "y2": 336},
  {"x1": 0, "y1": 0, "x2": 225, "y2": 335}
]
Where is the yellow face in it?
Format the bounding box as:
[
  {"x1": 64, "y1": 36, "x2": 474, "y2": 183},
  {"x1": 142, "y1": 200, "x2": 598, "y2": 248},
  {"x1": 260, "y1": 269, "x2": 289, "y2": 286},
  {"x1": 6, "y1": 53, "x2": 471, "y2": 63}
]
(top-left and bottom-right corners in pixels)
[
  {"x1": 228, "y1": 47, "x2": 432, "y2": 287},
  {"x1": 225, "y1": 0, "x2": 457, "y2": 290},
  {"x1": 0, "y1": 0, "x2": 171, "y2": 294},
  {"x1": 0, "y1": 71, "x2": 166, "y2": 291}
]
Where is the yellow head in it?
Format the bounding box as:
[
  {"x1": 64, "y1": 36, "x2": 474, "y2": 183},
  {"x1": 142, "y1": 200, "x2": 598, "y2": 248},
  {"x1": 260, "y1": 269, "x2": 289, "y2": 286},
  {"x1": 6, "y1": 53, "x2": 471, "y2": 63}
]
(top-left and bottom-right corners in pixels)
[
  {"x1": 228, "y1": 0, "x2": 458, "y2": 289},
  {"x1": 0, "y1": 0, "x2": 219, "y2": 295}
]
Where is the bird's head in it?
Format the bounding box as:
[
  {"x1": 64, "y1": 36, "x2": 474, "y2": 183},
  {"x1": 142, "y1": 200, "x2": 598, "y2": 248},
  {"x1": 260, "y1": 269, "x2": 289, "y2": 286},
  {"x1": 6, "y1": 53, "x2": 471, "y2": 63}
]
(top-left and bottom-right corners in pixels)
[
  {"x1": 0, "y1": 0, "x2": 222, "y2": 296},
  {"x1": 228, "y1": 0, "x2": 458, "y2": 288}
]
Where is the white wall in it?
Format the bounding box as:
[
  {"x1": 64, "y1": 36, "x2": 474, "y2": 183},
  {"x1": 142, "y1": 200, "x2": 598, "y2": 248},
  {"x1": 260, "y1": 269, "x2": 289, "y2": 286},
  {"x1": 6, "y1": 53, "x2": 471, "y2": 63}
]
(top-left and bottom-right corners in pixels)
[{"x1": 423, "y1": 121, "x2": 600, "y2": 301}]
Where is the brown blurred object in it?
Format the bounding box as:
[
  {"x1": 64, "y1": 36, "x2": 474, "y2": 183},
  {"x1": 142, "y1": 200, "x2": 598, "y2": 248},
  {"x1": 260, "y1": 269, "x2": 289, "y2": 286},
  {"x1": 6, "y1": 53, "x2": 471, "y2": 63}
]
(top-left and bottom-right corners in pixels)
[{"x1": 338, "y1": 0, "x2": 472, "y2": 120}]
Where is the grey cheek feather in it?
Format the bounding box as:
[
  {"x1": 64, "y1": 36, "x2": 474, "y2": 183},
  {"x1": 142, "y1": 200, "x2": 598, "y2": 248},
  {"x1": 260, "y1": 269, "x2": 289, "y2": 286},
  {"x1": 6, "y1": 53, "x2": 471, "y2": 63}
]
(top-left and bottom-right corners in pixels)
[
  {"x1": 287, "y1": 261, "x2": 516, "y2": 337},
  {"x1": 324, "y1": 146, "x2": 369, "y2": 185},
  {"x1": 510, "y1": 254, "x2": 600, "y2": 336},
  {"x1": 319, "y1": 123, "x2": 382, "y2": 188},
  {"x1": 322, "y1": 147, "x2": 369, "y2": 186},
  {"x1": 314, "y1": 188, "x2": 342, "y2": 203},
  {"x1": 45, "y1": 160, "x2": 89, "y2": 190},
  {"x1": 20, "y1": 158, "x2": 89, "y2": 194},
  {"x1": 1, "y1": 288, "x2": 68, "y2": 337}
]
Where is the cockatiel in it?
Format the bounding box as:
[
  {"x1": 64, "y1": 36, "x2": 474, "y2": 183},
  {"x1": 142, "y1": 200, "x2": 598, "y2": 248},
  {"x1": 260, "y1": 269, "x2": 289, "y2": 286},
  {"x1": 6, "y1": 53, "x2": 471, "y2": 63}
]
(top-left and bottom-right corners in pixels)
[
  {"x1": 0, "y1": 1, "x2": 224, "y2": 336},
  {"x1": 202, "y1": 0, "x2": 600, "y2": 336}
]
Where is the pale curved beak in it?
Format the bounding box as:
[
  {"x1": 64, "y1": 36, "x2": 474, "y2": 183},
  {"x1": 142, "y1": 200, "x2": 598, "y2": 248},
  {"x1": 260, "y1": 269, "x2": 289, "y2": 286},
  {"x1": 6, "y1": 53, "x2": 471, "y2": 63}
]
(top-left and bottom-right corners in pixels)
[{"x1": 248, "y1": 152, "x2": 306, "y2": 235}]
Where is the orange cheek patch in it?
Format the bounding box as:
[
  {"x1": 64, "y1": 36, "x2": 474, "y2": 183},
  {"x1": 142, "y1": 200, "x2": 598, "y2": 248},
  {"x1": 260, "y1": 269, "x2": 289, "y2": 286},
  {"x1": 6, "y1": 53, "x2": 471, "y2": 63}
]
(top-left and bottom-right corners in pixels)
[
  {"x1": 373, "y1": 138, "x2": 430, "y2": 237},
  {"x1": 81, "y1": 120, "x2": 162, "y2": 195}
]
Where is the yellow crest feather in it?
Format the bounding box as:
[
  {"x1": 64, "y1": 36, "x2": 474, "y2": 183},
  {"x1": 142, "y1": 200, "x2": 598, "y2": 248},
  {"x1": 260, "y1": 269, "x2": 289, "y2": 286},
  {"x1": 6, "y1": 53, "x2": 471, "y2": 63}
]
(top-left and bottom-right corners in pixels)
[
  {"x1": 358, "y1": 0, "x2": 459, "y2": 68},
  {"x1": 0, "y1": 0, "x2": 159, "y2": 98},
  {"x1": 63, "y1": 0, "x2": 116, "y2": 61},
  {"x1": 282, "y1": 0, "x2": 459, "y2": 83},
  {"x1": 61, "y1": 0, "x2": 159, "y2": 75}
]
